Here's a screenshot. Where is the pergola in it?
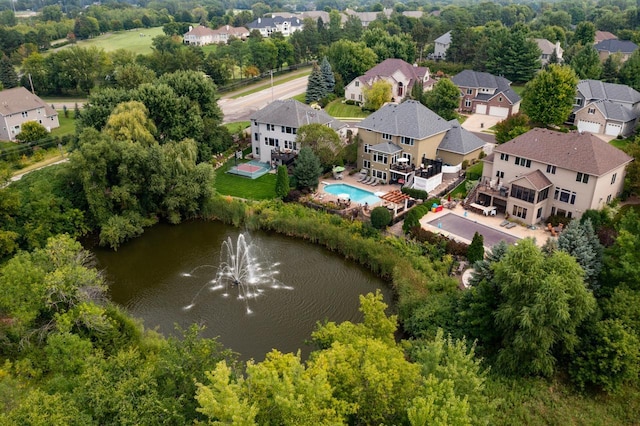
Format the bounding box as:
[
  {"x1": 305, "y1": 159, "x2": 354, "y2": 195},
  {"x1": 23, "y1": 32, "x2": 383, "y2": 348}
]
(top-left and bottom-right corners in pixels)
[{"x1": 379, "y1": 190, "x2": 411, "y2": 216}]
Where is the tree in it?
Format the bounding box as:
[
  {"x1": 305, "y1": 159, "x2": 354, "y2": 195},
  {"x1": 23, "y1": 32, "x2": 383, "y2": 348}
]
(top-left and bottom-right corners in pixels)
[
  {"x1": 112, "y1": 63, "x2": 156, "y2": 90},
  {"x1": 467, "y1": 232, "x2": 484, "y2": 263},
  {"x1": 102, "y1": 101, "x2": 157, "y2": 146},
  {"x1": 570, "y1": 44, "x2": 603, "y2": 79},
  {"x1": 305, "y1": 62, "x2": 325, "y2": 104},
  {"x1": 572, "y1": 22, "x2": 596, "y2": 46},
  {"x1": 423, "y1": 78, "x2": 460, "y2": 121},
  {"x1": 370, "y1": 206, "x2": 392, "y2": 229},
  {"x1": 15, "y1": 121, "x2": 49, "y2": 143},
  {"x1": 521, "y1": 64, "x2": 578, "y2": 126},
  {"x1": 363, "y1": 80, "x2": 392, "y2": 111},
  {"x1": 293, "y1": 147, "x2": 322, "y2": 190},
  {"x1": 618, "y1": 50, "x2": 640, "y2": 91},
  {"x1": 275, "y1": 165, "x2": 290, "y2": 199},
  {"x1": 74, "y1": 15, "x2": 100, "y2": 39},
  {"x1": 296, "y1": 123, "x2": 342, "y2": 169},
  {"x1": 0, "y1": 54, "x2": 18, "y2": 89},
  {"x1": 557, "y1": 219, "x2": 603, "y2": 288},
  {"x1": 485, "y1": 25, "x2": 541, "y2": 83},
  {"x1": 320, "y1": 56, "x2": 335, "y2": 94},
  {"x1": 601, "y1": 54, "x2": 623, "y2": 83},
  {"x1": 326, "y1": 40, "x2": 377, "y2": 84},
  {"x1": 494, "y1": 113, "x2": 530, "y2": 144}
]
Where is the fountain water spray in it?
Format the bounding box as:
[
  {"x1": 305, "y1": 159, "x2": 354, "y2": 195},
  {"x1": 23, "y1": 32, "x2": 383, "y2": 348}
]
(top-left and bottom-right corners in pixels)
[{"x1": 183, "y1": 234, "x2": 286, "y2": 314}]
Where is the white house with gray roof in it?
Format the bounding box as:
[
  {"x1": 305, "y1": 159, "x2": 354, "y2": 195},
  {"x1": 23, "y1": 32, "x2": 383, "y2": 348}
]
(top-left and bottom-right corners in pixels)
[
  {"x1": 0, "y1": 87, "x2": 59, "y2": 141},
  {"x1": 572, "y1": 79, "x2": 640, "y2": 137},
  {"x1": 432, "y1": 31, "x2": 451, "y2": 60},
  {"x1": 247, "y1": 16, "x2": 302, "y2": 37},
  {"x1": 356, "y1": 100, "x2": 486, "y2": 189},
  {"x1": 250, "y1": 100, "x2": 347, "y2": 164},
  {"x1": 451, "y1": 70, "x2": 521, "y2": 118},
  {"x1": 478, "y1": 128, "x2": 633, "y2": 225}
]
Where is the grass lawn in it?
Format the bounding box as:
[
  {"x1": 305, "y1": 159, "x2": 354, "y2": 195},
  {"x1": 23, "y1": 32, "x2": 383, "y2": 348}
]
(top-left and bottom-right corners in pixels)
[
  {"x1": 51, "y1": 112, "x2": 77, "y2": 137},
  {"x1": 324, "y1": 99, "x2": 370, "y2": 118},
  {"x1": 215, "y1": 159, "x2": 276, "y2": 200},
  {"x1": 223, "y1": 121, "x2": 250, "y2": 135},
  {"x1": 448, "y1": 162, "x2": 484, "y2": 198},
  {"x1": 511, "y1": 85, "x2": 525, "y2": 96},
  {"x1": 609, "y1": 138, "x2": 629, "y2": 149},
  {"x1": 57, "y1": 27, "x2": 164, "y2": 55},
  {"x1": 291, "y1": 93, "x2": 306, "y2": 103},
  {"x1": 229, "y1": 68, "x2": 311, "y2": 99}
]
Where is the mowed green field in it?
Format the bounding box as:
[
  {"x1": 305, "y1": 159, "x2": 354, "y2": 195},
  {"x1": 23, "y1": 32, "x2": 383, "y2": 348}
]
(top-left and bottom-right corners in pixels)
[{"x1": 64, "y1": 27, "x2": 165, "y2": 55}]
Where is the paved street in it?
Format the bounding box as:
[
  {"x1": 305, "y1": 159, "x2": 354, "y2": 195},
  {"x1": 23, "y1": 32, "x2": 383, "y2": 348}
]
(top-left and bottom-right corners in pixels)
[{"x1": 219, "y1": 75, "x2": 309, "y2": 123}]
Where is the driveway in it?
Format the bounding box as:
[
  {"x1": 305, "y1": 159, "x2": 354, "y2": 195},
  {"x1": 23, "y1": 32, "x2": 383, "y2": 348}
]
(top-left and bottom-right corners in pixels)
[{"x1": 461, "y1": 114, "x2": 505, "y2": 133}]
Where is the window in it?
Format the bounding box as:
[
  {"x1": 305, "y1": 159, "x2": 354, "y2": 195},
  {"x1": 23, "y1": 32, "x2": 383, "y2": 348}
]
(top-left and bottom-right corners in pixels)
[
  {"x1": 607, "y1": 194, "x2": 612, "y2": 203},
  {"x1": 546, "y1": 164, "x2": 556, "y2": 174},
  {"x1": 574, "y1": 98, "x2": 583, "y2": 106},
  {"x1": 611, "y1": 173, "x2": 617, "y2": 184},
  {"x1": 512, "y1": 205, "x2": 528, "y2": 219},
  {"x1": 355, "y1": 81, "x2": 359, "y2": 87},
  {"x1": 21, "y1": 111, "x2": 28, "y2": 118},
  {"x1": 402, "y1": 153, "x2": 412, "y2": 163},
  {"x1": 576, "y1": 172, "x2": 589, "y2": 183},
  {"x1": 498, "y1": 96, "x2": 503, "y2": 102},
  {"x1": 265, "y1": 137, "x2": 278, "y2": 146},
  {"x1": 254, "y1": 133, "x2": 259, "y2": 141},
  {"x1": 358, "y1": 94, "x2": 362, "y2": 101},
  {"x1": 363, "y1": 160, "x2": 371, "y2": 169},
  {"x1": 351, "y1": 94, "x2": 355, "y2": 99},
  {"x1": 588, "y1": 107, "x2": 596, "y2": 114},
  {"x1": 255, "y1": 147, "x2": 260, "y2": 155},
  {"x1": 373, "y1": 152, "x2": 388, "y2": 164},
  {"x1": 537, "y1": 207, "x2": 543, "y2": 219},
  {"x1": 537, "y1": 187, "x2": 549, "y2": 202},
  {"x1": 373, "y1": 170, "x2": 387, "y2": 181},
  {"x1": 554, "y1": 188, "x2": 576, "y2": 204},
  {"x1": 500, "y1": 153, "x2": 509, "y2": 161},
  {"x1": 495, "y1": 170, "x2": 504, "y2": 178},
  {"x1": 510, "y1": 184, "x2": 536, "y2": 203},
  {"x1": 364, "y1": 144, "x2": 370, "y2": 153},
  {"x1": 382, "y1": 133, "x2": 392, "y2": 141},
  {"x1": 515, "y1": 157, "x2": 531, "y2": 167},
  {"x1": 466, "y1": 88, "x2": 473, "y2": 95},
  {"x1": 266, "y1": 124, "x2": 275, "y2": 131},
  {"x1": 464, "y1": 99, "x2": 472, "y2": 108},
  {"x1": 401, "y1": 136, "x2": 414, "y2": 146}
]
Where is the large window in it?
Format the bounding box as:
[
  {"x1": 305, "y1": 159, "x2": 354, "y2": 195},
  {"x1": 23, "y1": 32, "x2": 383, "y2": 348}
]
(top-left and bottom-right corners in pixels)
[
  {"x1": 515, "y1": 157, "x2": 531, "y2": 168},
  {"x1": 546, "y1": 164, "x2": 556, "y2": 174},
  {"x1": 373, "y1": 170, "x2": 387, "y2": 181},
  {"x1": 382, "y1": 133, "x2": 392, "y2": 141},
  {"x1": 554, "y1": 188, "x2": 576, "y2": 204},
  {"x1": 576, "y1": 172, "x2": 589, "y2": 183},
  {"x1": 401, "y1": 136, "x2": 414, "y2": 146},
  {"x1": 500, "y1": 153, "x2": 509, "y2": 161},
  {"x1": 537, "y1": 187, "x2": 549, "y2": 202},
  {"x1": 364, "y1": 144, "x2": 370, "y2": 153},
  {"x1": 510, "y1": 184, "x2": 536, "y2": 203},
  {"x1": 512, "y1": 205, "x2": 528, "y2": 219},
  {"x1": 373, "y1": 152, "x2": 388, "y2": 164},
  {"x1": 464, "y1": 99, "x2": 472, "y2": 108},
  {"x1": 495, "y1": 170, "x2": 504, "y2": 178},
  {"x1": 363, "y1": 160, "x2": 371, "y2": 169}
]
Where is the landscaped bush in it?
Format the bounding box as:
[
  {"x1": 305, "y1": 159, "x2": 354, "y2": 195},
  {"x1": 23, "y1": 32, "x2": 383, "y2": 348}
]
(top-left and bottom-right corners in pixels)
[
  {"x1": 409, "y1": 227, "x2": 469, "y2": 257},
  {"x1": 545, "y1": 214, "x2": 573, "y2": 227},
  {"x1": 401, "y1": 187, "x2": 429, "y2": 200},
  {"x1": 370, "y1": 206, "x2": 392, "y2": 229},
  {"x1": 402, "y1": 204, "x2": 430, "y2": 233}
]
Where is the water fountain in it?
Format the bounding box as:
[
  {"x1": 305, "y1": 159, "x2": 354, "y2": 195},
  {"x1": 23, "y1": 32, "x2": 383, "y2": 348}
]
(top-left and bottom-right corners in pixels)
[{"x1": 183, "y1": 233, "x2": 289, "y2": 314}]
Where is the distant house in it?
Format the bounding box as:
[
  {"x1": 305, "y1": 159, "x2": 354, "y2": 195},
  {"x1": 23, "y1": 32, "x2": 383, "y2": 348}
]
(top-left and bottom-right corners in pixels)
[
  {"x1": 183, "y1": 25, "x2": 217, "y2": 46},
  {"x1": 451, "y1": 70, "x2": 521, "y2": 118},
  {"x1": 571, "y1": 79, "x2": 640, "y2": 137},
  {"x1": 344, "y1": 58, "x2": 435, "y2": 106},
  {"x1": 250, "y1": 100, "x2": 347, "y2": 164},
  {"x1": 344, "y1": 8, "x2": 392, "y2": 27},
  {"x1": 0, "y1": 87, "x2": 59, "y2": 142},
  {"x1": 594, "y1": 30, "x2": 617, "y2": 44},
  {"x1": 534, "y1": 38, "x2": 563, "y2": 66},
  {"x1": 432, "y1": 31, "x2": 451, "y2": 60},
  {"x1": 477, "y1": 128, "x2": 633, "y2": 225},
  {"x1": 594, "y1": 39, "x2": 638, "y2": 62},
  {"x1": 211, "y1": 25, "x2": 249, "y2": 43},
  {"x1": 356, "y1": 100, "x2": 486, "y2": 189},
  {"x1": 247, "y1": 16, "x2": 303, "y2": 37}
]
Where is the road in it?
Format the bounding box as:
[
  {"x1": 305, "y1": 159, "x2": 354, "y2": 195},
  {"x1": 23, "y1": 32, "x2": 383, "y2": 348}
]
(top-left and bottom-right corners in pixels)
[{"x1": 219, "y1": 75, "x2": 309, "y2": 123}]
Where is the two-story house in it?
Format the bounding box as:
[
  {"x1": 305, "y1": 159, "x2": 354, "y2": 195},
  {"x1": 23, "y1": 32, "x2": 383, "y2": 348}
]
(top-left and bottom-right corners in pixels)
[
  {"x1": 571, "y1": 79, "x2": 640, "y2": 137},
  {"x1": 432, "y1": 31, "x2": 451, "y2": 60},
  {"x1": 247, "y1": 16, "x2": 303, "y2": 37},
  {"x1": 250, "y1": 100, "x2": 347, "y2": 164},
  {"x1": 184, "y1": 25, "x2": 250, "y2": 45},
  {"x1": 477, "y1": 128, "x2": 632, "y2": 225},
  {"x1": 534, "y1": 38, "x2": 563, "y2": 66},
  {"x1": 357, "y1": 100, "x2": 486, "y2": 190},
  {"x1": 594, "y1": 39, "x2": 638, "y2": 62},
  {"x1": 451, "y1": 70, "x2": 521, "y2": 118},
  {"x1": 0, "y1": 87, "x2": 59, "y2": 142},
  {"x1": 344, "y1": 58, "x2": 435, "y2": 106}
]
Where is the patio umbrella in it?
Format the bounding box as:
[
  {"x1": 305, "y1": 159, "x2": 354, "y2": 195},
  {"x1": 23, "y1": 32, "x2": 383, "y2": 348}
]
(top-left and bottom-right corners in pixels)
[
  {"x1": 448, "y1": 194, "x2": 451, "y2": 202},
  {"x1": 333, "y1": 166, "x2": 346, "y2": 172},
  {"x1": 337, "y1": 193, "x2": 350, "y2": 200},
  {"x1": 397, "y1": 158, "x2": 409, "y2": 163}
]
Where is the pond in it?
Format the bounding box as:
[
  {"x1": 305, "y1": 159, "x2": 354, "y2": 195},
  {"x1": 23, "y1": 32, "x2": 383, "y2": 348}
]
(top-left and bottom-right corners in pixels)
[{"x1": 94, "y1": 221, "x2": 393, "y2": 361}]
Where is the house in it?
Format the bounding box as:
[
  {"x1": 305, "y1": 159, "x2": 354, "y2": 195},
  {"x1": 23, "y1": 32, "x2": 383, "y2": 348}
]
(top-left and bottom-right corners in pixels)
[
  {"x1": 571, "y1": 79, "x2": 640, "y2": 137},
  {"x1": 344, "y1": 8, "x2": 392, "y2": 27},
  {"x1": 0, "y1": 87, "x2": 59, "y2": 142},
  {"x1": 356, "y1": 100, "x2": 486, "y2": 190},
  {"x1": 250, "y1": 100, "x2": 347, "y2": 164},
  {"x1": 476, "y1": 128, "x2": 633, "y2": 225},
  {"x1": 211, "y1": 25, "x2": 249, "y2": 43},
  {"x1": 451, "y1": 70, "x2": 521, "y2": 118},
  {"x1": 432, "y1": 31, "x2": 451, "y2": 60},
  {"x1": 594, "y1": 30, "x2": 617, "y2": 44},
  {"x1": 594, "y1": 39, "x2": 638, "y2": 62},
  {"x1": 183, "y1": 25, "x2": 217, "y2": 46},
  {"x1": 344, "y1": 58, "x2": 435, "y2": 106},
  {"x1": 534, "y1": 38, "x2": 563, "y2": 66},
  {"x1": 247, "y1": 16, "x2": 303, "y2": 37}
]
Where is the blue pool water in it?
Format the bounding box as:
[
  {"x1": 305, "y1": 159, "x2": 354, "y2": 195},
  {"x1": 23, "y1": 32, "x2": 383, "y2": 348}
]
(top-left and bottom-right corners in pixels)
[{"x1": 324, "y1": 183, "x2": 381, "y2": 205}]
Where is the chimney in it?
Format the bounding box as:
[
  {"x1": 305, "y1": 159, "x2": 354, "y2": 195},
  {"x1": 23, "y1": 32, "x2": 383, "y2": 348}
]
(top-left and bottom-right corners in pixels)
[
  {"x1": 226, "y1": 25, "x2": 229, "y2": 31},
  {"x1": 189, "y1": 25, "x2": 193, "y2": 31},
  {"x1": 258, "y1": 17, "x2": 261, "y2": 24}
]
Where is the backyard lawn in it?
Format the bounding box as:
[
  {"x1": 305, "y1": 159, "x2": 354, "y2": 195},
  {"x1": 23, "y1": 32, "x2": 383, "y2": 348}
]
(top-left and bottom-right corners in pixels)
[
  {"x1": 215, "y1": 159, "x2": 277, "y2": 200},
  {"x1": 51, "y1": 112, "x2": 77, "y2": 137},
  {"x1": 324, "y1": 99, "x2": 370, "y2": 118},
  {"x1": 223, "y1": 121, "x2": 250, "y2": 135},
  {"x1": 56, "y1": 27, "x2": 165, "y2": 55}
]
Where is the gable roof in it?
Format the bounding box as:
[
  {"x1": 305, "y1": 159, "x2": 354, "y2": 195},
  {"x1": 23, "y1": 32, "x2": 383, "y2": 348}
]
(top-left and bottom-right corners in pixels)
[
  {"x1": 451, "y1": 70, "x2": 521, "y2": 104},
  {"x1": 495, "y1": 128, "x2": 633, "y2": 176},
  {"x1": 248, "y1": 16, "x2": 302, "y2": 29},
  {"x1": 437, "y1": 120, "x2": 486, "y2": 155},
  {"x1": 0, "y1": 87, "x2": 57, "y2": 117},
  {"x1": 595, "y1": 30, "x2": 617, "y2": 43},
  {"x1": 250, "y1": 99, "x2": 345, "y2": 130},
  {"x1": 580, "y1": 99, "x2": 637, "y2": 122},
  {"x1": 213, "y1": 25, "x2": 249, "y2": 36},
  {"x1": 510, "y1": 169, "x2": 553, "y2": 190},
  {"x1": 357, "y1": 100, "x2": 451, "y2": 139},
  {"x1": 594, "y1": 39, "x2": 638, "y2": 54},
  {"x1": 577, "y1": 79, "x2": 640, "y2": 104},
  {"x1": 184, "y1": 25, "x2": 216, "y2": 37},
  {"x1": 435, "y1": 31, "x2": 451, "y2": 44},
  {"x1": 534, "y1": 38, "x2": 557, "y2": 55},
  {"x1": 356, "y1": 58, "x2": 429, "y2": 86}
]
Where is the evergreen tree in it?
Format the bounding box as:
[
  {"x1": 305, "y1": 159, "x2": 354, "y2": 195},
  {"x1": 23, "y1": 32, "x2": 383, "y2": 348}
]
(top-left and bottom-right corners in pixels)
[
  {"x1": 305, "y1": 63, "x2": 325, "y2": 104},
  {"x1": 0, "y1": 55, "x2": 19, "y2": 89},
  {"x1": 293, "y1": 146, "x2": 322, "y2": 190},
  {"x1": 618, "y1": 50, "x2": 640, "y2": 91},
  {"x1": 570, "y1": 44, "x2": 603, "y2": 79},
  {"x1": 558, "y1": 219, "x2": 603, "y2": 288},
  {"x1": 486, "y1": 25, "x2": 541, "y2": 83},
  {"x1": 467, "y1": 232, "x2": 485, "y2": 263},
  {"x1": 274, "y1": 165, "x2": 290, "y2": 199},
  {"x1": 320, "y1": 56, "x2": 335, "y2": 95},
  {"x1": 601, "y1": 54, "x2": 622, "y2": 83}
]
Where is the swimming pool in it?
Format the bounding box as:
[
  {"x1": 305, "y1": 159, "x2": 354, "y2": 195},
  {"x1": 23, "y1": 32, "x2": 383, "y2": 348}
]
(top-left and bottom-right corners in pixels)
[{"x1": 324, "y1": 183, "x2": 381, "y2": 205}]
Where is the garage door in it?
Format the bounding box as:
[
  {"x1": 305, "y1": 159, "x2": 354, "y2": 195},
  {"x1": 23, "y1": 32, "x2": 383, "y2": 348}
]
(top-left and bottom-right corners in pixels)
[
  {"x1": 605, "y1": 123, "x2": 622, "y2": 136},
  {"x1": 577, "y1": 120, "x2": 601, "y2": 134},
  {"x1": 489, "y1": 106, "x2": 509, "y2": 117},
  {"x1": 475, "y1": 104, "x2": 487, "y2": 114}
]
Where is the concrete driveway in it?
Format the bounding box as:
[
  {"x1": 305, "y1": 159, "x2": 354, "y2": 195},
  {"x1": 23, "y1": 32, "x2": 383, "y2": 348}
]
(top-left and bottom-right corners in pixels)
[{"x1": 461, "y1": 114, "x2": 505, "y2": 133}]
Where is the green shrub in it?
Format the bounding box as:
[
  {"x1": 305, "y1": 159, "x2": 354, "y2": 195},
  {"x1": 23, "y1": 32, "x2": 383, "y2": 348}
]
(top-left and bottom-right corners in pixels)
[
  {"x1": 370, "y1": 206, "x2": 392, "y2": 229},
  {"x1": 401, "y1": 187, "x2": 429, "y2": 200},
  {"x1": 467, "y1": 231, "x2": 485, "y2": 263},
  {"x1": 403, "y1": 204, "x2": 430, "y2": 233}
]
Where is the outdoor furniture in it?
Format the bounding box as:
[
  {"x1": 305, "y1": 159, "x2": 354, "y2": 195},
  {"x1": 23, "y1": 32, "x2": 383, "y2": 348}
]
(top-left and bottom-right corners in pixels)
[
  {"x1": 370, "y1": 179, "x2": 379, "y2": 187},
  {"x1": 499, "y1": 220, "x2": 509, "y2": 227},
  {"x1": 505, "y1": 222, "x2": 517, "y2": 229},
  {"x1": 362, "y1": 176, "x2": 373, "y2": 184},
  {"x1": 469, "y1": 202, "x2": 496, "y2": 216}
]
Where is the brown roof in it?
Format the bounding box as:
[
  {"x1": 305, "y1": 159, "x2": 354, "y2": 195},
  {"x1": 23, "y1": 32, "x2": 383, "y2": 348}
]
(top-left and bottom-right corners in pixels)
[
  {"x1": 511, "y1": 169, "x2": 552, "y2": 190},
  {"x1": 0, "y1": 87, "x2": 57, "y2": 117},
  {"x1": 496, "y1": 128, "x2": 633, "y2": 176},
  {"x1": 357, "y1": 58, "x2": 429, "y2": 88},
  {"x1": 185, "y1": 25, "x2": 216, "y2": 37},
  {"x1": 595, "y1": 30, "x2": 617, "y2": 44},
  {"x1": 213, "y1": 25, "x2": 249, "y2": 36}
]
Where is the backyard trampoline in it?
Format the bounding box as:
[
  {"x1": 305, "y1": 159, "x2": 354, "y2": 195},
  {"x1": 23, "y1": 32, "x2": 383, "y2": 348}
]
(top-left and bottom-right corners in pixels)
[
  {"x1": 428, "y1": 213, "x2": 520, "y2": 247},
  {"x1": 227, "y1": 160, "x2": 271, "y2": 179}
]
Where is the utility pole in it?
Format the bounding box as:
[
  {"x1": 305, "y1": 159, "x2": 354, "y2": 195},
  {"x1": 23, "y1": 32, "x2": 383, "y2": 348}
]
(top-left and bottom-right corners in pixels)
[{"x1": 270, "y1": 69, "x2": 274, "y2": 102}]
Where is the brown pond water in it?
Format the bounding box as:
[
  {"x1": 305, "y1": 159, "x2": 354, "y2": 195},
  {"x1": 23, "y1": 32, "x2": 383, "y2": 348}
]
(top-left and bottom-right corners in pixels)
[{"x1": 93, "y1": 220, "x2": 393, "y2": 361}]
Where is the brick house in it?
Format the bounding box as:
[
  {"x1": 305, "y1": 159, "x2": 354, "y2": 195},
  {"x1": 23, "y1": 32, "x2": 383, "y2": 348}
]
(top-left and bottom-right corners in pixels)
[{"x1": 451, "y1": 70, "x2": 521, "y2": 118}]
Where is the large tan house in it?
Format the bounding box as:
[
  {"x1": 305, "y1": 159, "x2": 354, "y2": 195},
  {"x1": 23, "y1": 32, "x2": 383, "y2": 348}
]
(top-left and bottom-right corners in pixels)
[
  {"x1": 357, "y1": 100, "x2": 486, "y2": 188},
  {"x1": 477, "y1": 128, "x2": 633, "y2": 225},
  {"x1": 183, "y1": 25, "x2": 249, "y2": 46},
  {"x1": 0, "y1": 87, "x2": 59, "y2": 141}
]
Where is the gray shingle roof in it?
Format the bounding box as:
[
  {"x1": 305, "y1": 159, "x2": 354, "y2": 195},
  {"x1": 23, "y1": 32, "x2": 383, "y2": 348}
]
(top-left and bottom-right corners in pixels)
[
  {"x1": 435, "y1": 31, "x2": 451, "y2": 44},
  {"x1": 451, "y1": 70, "x2": 521, "y2": 104},
  {"x1": 250, "y1": 100, "x2": 346, "y2": 130},
  {"x1": 247, "y1": 16, "x2": 302, "y2": 29},
  {"x1": 370, "y1": 142, "x2": 402, "y2": 153},
  {"x1": 594, "y1": 39, "x2": 638, "y2": 54},
  {"x1": 0, "y1": 87, "x2": 57, "y2": 118},
  {"x1": 577, "y1": 79, "x2": 640, "y2": 104},
  {"x1": 356, "y1": 100, "x2": 451, "y2": 139},
  {"x1": 495, "y1": 128, "x2": 633, "y2": 176},
  {"x1": 437, "y1": 120, "x2": 486, "y2": 155},
  {"x1": 589, "y1": 100, "x2": 637, "y2": 122}
]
